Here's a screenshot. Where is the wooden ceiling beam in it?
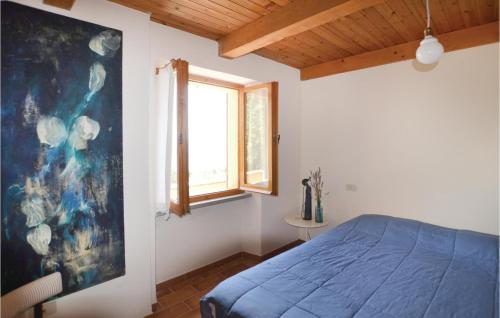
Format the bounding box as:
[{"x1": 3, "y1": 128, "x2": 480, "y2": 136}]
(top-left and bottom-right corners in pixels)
[
  {"x1": 218, "y1": 0, "x2": 384, "y2": 59},
  {"x1": 300, "y1": 21, "x2": 499, "y2": 80},
  {"x1": 43, "y1": 0, "x2": 75, "y2": 10}
]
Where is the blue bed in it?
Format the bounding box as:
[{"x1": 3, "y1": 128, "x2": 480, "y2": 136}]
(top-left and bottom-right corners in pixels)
[{"x1": 200, "y1": 214, "x2": 499, "y2": 318}]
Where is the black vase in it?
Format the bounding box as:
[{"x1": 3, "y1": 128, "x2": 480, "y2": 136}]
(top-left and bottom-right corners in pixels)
[{"x1": 303, "y1": 184, "x2": 312, "y2": 220}]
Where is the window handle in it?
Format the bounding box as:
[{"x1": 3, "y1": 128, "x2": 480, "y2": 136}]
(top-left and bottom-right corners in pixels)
[
  {"x1": 178, "y1": 133, "x2": 183, "y2": 144},
  {"x1": 274, "y1": 134, "x2": 280, "y2": 144}
]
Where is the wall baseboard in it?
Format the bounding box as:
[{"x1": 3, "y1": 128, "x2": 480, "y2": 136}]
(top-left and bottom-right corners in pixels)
[
  {"x1": 259, "y1": 239, "x2": 304, "y2": 261},
  {"x1": 156, "y1": 252, "x2": 242, "y2": 292},
  {"x1": 156, "y1": 239, "x2": 304, "y2": 293},
  {"x1": 151, "y1": 302, "x2": 160, "y2": 313}
]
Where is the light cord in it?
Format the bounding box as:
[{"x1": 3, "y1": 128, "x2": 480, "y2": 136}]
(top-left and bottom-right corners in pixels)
[{"x1": 426, "y1": 0, "x2": 431, "y2": 29}]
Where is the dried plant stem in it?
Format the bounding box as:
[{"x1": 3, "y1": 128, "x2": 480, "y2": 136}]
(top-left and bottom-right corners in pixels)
[{"x1": 310, "y1": 167, "x2": 323, "y2": 204}]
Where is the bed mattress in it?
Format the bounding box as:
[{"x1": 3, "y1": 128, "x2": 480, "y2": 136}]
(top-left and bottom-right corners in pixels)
[{"x1": 200, "y1": 214, "x2": 499, "y2": 318}]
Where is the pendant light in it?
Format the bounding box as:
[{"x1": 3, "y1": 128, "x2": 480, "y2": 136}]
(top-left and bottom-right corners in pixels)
[{"x1": 416, "y1": 0, "x2": 444, "y2": 64}]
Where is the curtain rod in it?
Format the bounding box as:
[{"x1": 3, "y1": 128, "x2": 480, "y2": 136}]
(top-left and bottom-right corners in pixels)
[{"x1": 155, "y1": 59, "x2": 178, "y2": 75}]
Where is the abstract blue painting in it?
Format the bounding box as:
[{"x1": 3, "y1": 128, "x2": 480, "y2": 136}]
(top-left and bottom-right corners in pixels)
[{"x1": 1, "y1": 1, "x2": 124, "y2": 297}]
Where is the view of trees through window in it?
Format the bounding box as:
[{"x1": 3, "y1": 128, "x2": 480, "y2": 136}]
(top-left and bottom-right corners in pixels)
[{"x1": 245, "y1": 87, "x2": 269, "y2": 186}]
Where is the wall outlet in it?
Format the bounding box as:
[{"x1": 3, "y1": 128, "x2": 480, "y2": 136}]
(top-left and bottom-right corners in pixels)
[{"x1": 345, "y1": 184, "x2": 357, "y2": 191}]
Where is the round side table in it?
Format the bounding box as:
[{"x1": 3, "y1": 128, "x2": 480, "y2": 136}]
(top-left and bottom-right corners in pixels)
[{"x1": 285, "y1": 214, "x2": 329, "y2": 240}]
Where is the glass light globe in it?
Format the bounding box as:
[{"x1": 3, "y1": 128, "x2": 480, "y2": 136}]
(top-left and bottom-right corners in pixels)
[{"x1": 416, "y1": 35, "x2": 444, "y2": 64}]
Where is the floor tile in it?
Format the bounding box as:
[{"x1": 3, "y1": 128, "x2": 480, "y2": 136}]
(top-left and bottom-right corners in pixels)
[
  {"x1": 179, "y1": 309, "x2": 201, "y2": 318},
  {"x1": 154, "y1": 255, "x2": 262, "y2": 318},
  {"x1": 158, "y1": 285, "x2": 199, "y2": 308},
  {"x1": 154, "y1": 302, "x2": 191, "y2": 318}
]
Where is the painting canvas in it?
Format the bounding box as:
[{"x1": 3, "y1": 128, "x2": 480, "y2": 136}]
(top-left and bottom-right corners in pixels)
[{"x1": 1, "y1": 1, "x2": 124, "y2": 297}]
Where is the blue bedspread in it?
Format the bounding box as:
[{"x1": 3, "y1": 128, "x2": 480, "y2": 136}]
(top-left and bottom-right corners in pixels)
[{"x1": 200, "y1": 214, "x2": 499, "y2": 318}]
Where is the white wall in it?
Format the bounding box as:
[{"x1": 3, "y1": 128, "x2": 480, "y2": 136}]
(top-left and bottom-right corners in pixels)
[
  {"x1": 300, "y1": 44, "x2": 499, "y2": 236},
  {"x1": 149, "y1": 23, "x2": 301, "y2": 284},
  {"x1": 9, "y1": 1, "x2": 154, "y2": 317}
]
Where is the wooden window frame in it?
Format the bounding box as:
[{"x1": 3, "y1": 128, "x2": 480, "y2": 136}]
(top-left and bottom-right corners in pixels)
[
  {"x1": 239, "y1": 82, "x2": 279, "y2": 195},
  {"x1": 169, "y1": 59, "x2": 190, "y2": 216},
  {"x1": 168, "y1": 69, "x2": 279, "y2": 216},
  {"x1": 187, "y1": 74, "x2": 245, "y2": 203},
  {"x1": 188, "y1": 74, "x2": 244, "y2": 90},
  {"x1": 190, "y1": 189, "x2": 245, "y2": 203}
]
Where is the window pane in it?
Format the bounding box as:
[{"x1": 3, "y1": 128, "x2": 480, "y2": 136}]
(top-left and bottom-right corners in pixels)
[
  {"x1": 188, "y1": 82, "x2": 234, "y2": 196},
  {"x1": 245, "y1": 87, "x2": 269, "y2": 187}
]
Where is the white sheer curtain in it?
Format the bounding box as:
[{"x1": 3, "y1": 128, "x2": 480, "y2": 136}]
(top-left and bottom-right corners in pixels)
[{"x1": 152, "y1": 64, "x2": 175, "y2": 218}]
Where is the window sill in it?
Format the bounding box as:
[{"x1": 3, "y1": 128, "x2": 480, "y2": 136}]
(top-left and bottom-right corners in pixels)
[{"x1": 190, "y1": 192, "x2": 252, "y2": 210}]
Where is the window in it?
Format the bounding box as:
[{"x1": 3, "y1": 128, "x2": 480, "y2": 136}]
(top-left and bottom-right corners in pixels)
[
  {"x1": 168, "y1": 60, "x2": 278, "y2": 216},
  {"x1": 188, "y1": 78, "x2": 239, "y2": 200},
  {"x1": 240, "y1": 83, "x2": 278, "y2": 195}
]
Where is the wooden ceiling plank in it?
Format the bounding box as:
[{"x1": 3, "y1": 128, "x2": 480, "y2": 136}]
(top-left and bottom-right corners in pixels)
[
  {"x1": 385, "y1": 0, "x2": 423, "y2": 39},
  {"x1": 265, "y1": 3, "x2": 285, "y2": 12},
  {"x1": 439, "y1": 0, "x2": 467, "y2": 31},
  {"x1": 281, "y1": 34, "x2": 339, "y2": 62},
  {"x1": 402, "y1": 0, "x2": 428, "y2": 31},
  {"x1": 403, "y1": 0, "x2": 446, "y2": 35},
  {"x1": 152, "y1": 10, "x2": 229, "y2": 35},
  {"x1": 269, "y1": 41, "x2": 324, "y2": 65},
  {"x1": 310, "y1": 25, "x2": 366, "y2": 55},
  {"x1": 457, "y1": 0, "x2": 480, "y2": 28},
  {"x1": 252, "y1": 0, "x2": 280, "y2": 13},
  {"x1": 151, "y1": 15, "x2": 223, "y2": 39},
  {"x1": 261, "y1": 48, "x2": 312, "y2": 67},
  {"x1": 254, "y1": 53, "x2": 300, "y2": 68},
  {"x1": 344, "y1": 13, "x2": 393, "y2": 47},
  {"x1": 186, "y1": 0, "x2": 255, "y2": 24},
  {"x1": 374, "y1": 3, "x2": 419, "y2": 41},
  {"x1": 430, "y1": 0, "x2": 453, "y2": 33},
  {"x1": 249, "y1": 0, "x2": 282, "y2": 12},
  {"x1": 301, "y1": 21, "x2": 499, "y2": 80},
  {"x1": 474, "y1": 0, "x2": 497, "y2": 24},
  {"x1": 375, "y1": 3, "x2": 414, "y2": 42},
  {"x1": 208, "y1": 0, "x2": 262, "y2": 19},
  {"x1": 234, "y1": 0, "x2": 275, "y2": 15},
  {"x1": 361, "y1": 7, "x2": 407, "y2": 45},
  {"x1": 274, "y1": 40, "x2": 326, "y2": 64},
  {"x1": 254, "y1": 47, "x2": 306, "y2": 68},
  {"x1": 351, "y1": 11, "x2": 396, "y2": 47},
  {"x1": 224, "y1": 0, "x2": 268, "y2": 16},
  {"x1": 324, "y1": 23, "x2": 371, "y2": 53},
  {"x1": 168, "y1": 0, "x2": 247, "y2": 27},
  {"x1": 326, "y1": 19, "x2": 381, "y2": 51},
  {"x1": 249, "y1": 0, "x2": 274, "y2": 6},
  {"x1": 154, "y1": 1, "x2": 236, "y2": 32},
  {"x1": 218, "y1": 0, "x2": 385, "y2": 58},
  {"x1": 267, "y1": 0, "x2": 290, "y2": 6},
  {"x1": 112, "y1": 0, "x2": 234, "y2": 33},
  {"x1": 298, "y1": 30, "x2": 350, "y2": 59},
  {"x1": 308, "y1": 33, "x2": 353, "y2": 58}
]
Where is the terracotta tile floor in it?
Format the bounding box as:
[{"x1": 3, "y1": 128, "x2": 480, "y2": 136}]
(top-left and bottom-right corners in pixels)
[{"x1": 149, "y1": 255, "x2": 260, "y2": 318}]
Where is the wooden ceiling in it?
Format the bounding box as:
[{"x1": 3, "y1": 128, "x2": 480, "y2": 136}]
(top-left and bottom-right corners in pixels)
[{"x1": 110, "y1": 0, "x2": 499, "y2": 79}]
